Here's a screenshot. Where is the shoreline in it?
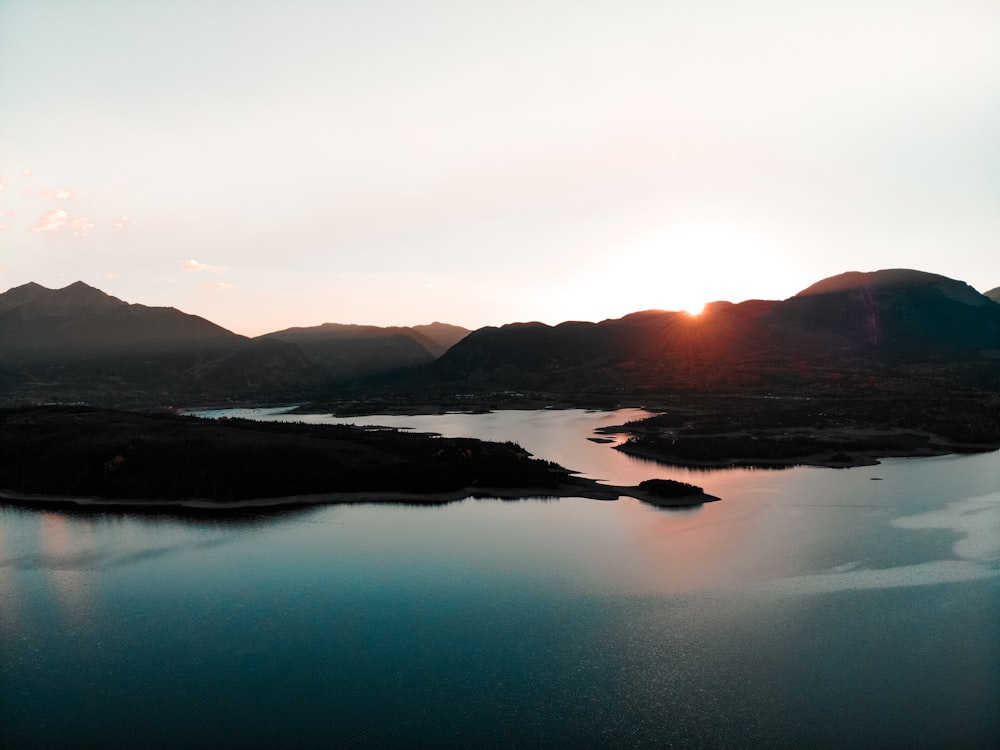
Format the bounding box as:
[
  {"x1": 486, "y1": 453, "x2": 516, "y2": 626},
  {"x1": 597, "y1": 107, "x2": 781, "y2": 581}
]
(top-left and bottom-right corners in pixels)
[
  {"x1": 614, "y1": 442, "x2": 881, "y2": 469},
  {"x1": 614, "y1": 436, "x2": 998, "y2": 470},
  {"x1": 0, "y1": 481, "x2": 718, "y2": 513}
]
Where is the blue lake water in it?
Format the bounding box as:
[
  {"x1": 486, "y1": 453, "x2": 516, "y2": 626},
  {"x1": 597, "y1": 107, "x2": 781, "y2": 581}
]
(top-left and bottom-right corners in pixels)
[{"x1": 2, "y1": 408, "x2": 998, "y2": 748}]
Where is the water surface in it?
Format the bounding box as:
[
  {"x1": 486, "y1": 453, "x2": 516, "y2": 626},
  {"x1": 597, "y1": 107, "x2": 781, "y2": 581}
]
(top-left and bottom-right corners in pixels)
[{"x1": 2, "y1": 409, "x2": 997, "y2": 748}]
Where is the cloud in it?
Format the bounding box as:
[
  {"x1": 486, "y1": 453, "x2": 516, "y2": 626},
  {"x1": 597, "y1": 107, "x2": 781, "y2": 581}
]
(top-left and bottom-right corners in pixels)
[
  {"x1": 181, "y1": 258, "x2": 226, "y2": 272},
  {"x1": 20, "y1": 168, "x2": 31, "y2": 178},
  {"x1": 112, "y1": 215, "x2": 134, "y2": 230},
  {"x1": 0, "y1": 225, "x2": 7, "y2": 232},
  {"x1": 33, "y1": 209, "x2": 70, "y2": 232},
  {"x1": 41, "y1": 188, "x2": 76, "y2": 200},
  {"x1": 202, "y1": 282, "x2": 233, "y2": 290},
  {"x1": 105, "y1": 272, "x2": 120, "y2": 280},
  {"x1": 70, "y1": 217, "x2": 95, "y2": 236}
]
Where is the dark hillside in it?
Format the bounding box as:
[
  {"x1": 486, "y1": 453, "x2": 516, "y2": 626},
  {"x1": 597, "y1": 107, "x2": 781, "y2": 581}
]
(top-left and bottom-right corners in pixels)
[
  {"x1": 0, "y1": 406, "x2": 566, "y2": 501},
  {"x1": 0, "y1": 282, "x2": 323, "y2": 407},
  {"x1": 259, "y1": 323, "x2": 436, "y2": 380},
  {"x1": 258, "y1": 322, "x2": 470, "y2": 380},
  {"x1": 410, "y1": 322, "x2": 470, "y2": 356},
  {"x1": 776, "y1": 269, "x2": 1000, "y2": 361},
  {"x1": 405, "y1": 269, "x2": 1000, "y2": 397}
]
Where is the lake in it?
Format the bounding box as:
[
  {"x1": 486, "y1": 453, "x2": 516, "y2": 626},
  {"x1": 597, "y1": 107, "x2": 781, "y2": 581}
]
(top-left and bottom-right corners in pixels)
[{"x1": 2, "y1": 408, "x2": 998, "y2": 748}]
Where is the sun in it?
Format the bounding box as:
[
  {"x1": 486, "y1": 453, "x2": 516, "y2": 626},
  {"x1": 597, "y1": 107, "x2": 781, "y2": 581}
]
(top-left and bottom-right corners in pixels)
[
  {"x1": 539, "y1": 222, "x2": 796, "y2": 324},
  {"x1": 597, "y1": 224, "x2": 791, "y2": 317}
]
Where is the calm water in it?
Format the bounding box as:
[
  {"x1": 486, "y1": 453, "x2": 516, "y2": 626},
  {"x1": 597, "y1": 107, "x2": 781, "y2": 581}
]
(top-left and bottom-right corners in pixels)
[{"x1": 2, "y1": 409, "x2": 998, "y2": 749}]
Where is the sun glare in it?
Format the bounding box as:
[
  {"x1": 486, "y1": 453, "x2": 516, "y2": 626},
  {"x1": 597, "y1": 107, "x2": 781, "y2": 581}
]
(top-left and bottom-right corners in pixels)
[{"x1": 541, "y1": 222, "x2": 799, "y2": 326}]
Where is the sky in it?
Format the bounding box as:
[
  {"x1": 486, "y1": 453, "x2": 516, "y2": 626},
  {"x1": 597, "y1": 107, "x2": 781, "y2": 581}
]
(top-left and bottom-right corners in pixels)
[{"x1": 2, "y1": 0, "x2": 999, "y2": 336}]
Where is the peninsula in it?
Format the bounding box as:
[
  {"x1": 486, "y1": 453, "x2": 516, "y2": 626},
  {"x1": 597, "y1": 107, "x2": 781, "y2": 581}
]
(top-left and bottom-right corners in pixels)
[
  {"x1": 602, "y1": 393, "x2": 1000, "y2": 469},
  {"x1": 0, "y1": 406, "x2": 714, "y2": 511}
]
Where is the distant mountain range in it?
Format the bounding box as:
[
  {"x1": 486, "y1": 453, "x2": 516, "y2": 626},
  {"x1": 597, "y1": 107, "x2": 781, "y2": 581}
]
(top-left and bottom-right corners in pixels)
[
  {"x1": 0, "y1": 281, "x2": 468, "y2": 406},
  {"x1": 417, "y1": 269, "x2": 1000, "y2": 396},
  {"x1": 257, "y1": 322, "x2": 468, "y2": 381},
  {"x1": 1, "y1": 269, "x2": 998, "y2": 407},
  {"x1": 0, "y1": 282, "x2": 322, "y2": 406}
]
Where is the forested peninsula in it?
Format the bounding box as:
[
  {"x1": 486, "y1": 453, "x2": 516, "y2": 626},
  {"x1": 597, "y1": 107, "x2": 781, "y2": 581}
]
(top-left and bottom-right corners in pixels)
[
  {"x1": 0, "y1": 406, "x2": 711, "y2": 510},
  {"x1": 604, "y1": 394, "x2": 1000, "y2": 469}
]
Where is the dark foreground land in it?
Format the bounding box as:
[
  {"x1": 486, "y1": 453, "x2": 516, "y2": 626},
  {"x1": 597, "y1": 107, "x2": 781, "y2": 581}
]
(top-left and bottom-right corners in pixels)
[
  {"x1": 0, "y1": 406, "x2": 711, "y2": 509},
  {"x1": 604, "y1": 393, "x2": 1000, "y2": 468},
  {"x1": 298, "y1": 387, "x2": 1000, "y2": 469}
]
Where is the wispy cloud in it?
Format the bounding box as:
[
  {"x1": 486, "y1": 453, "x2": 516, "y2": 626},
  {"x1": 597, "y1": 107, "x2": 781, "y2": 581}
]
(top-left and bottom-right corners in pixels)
[
  {"x1": 181, "y1": 258, "x2": 226, "y2": 272},
  {"x1": 70, "y1": 216, "x2": 94, "y2": 236},
  {"x1": 41, "y1": 188, "x2": 76, "y2": 201},
  {"x1": 202, "y1": 281, "x2": 233, "y2": 290},
  {"x1": 33, "y1": 209, "x2": 70, "y2": 232},
  {"x1": 105, "y1": 272, "x2": 120, "y2": 280},
  {"x1": 20, "y1": 168, "x2": 31, "y2": 178}
]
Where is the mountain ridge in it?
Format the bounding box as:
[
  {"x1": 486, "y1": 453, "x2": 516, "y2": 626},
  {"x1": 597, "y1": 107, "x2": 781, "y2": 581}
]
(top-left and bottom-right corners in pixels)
[
  {"x1": 414, "y1": 268, "x2": 1000, "y2": 396},
  {"x1": 0, "y1": 281, "x2": 321, "y2": 406},
  {"x1": 2, "y1": 269, "x2": 999, "y2": 406}
]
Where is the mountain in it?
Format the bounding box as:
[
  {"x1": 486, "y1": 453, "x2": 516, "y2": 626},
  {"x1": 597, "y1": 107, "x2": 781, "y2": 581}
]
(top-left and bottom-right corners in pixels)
[
  {"x1": 410, "y1": 323, "x2": 470, "y2": 356},
  {"x1": 416, "y1": 269, "x2": 1000, "y2": 396},
  {"x1": 0, "y1": 281, "x2": 236, "y2": 356},
  {"x1": 0, "y1": 281, "x2": 323, "y2": 406},
  {"x1": 4, "y1": 270, "x2": 997, "y2": 408},
  {"x1": 985, "y1": 286, "x2": 1000, "y2": 304},
  {"x1": 776, "y1": 269, "x2": 1000, "y2": 360},
  {"x1": 258, "y1": 322, "x2": 469, "y2": 381}
]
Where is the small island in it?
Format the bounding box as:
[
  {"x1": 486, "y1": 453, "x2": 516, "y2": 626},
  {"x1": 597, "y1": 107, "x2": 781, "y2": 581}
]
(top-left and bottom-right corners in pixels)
[
  {"x1": 638, "y1": 478, "x2": 704, "y2": 497},
  {"x1": 622, "y1": 477, "x2": 714, "y2": 509},
  {"x1": 0, "y1": 405, "x2": 715, "y2": 511}
]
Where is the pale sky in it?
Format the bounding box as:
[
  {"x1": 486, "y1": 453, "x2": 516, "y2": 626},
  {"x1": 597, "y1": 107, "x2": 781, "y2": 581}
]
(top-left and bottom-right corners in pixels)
[{"x1": 2, "y1": 0, "x2": 999, "y2": 336}]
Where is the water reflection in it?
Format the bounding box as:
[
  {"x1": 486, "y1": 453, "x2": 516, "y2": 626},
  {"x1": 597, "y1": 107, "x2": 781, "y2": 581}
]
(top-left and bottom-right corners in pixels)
[
  {"x1": 3, "y1": 499, "x2": 324, "y2": 527},
  {"x1": 758, "y1": 490, "x2": 1000, "y2": 594},
  {"x1": 2, "y1": 408, "x2": 998, "y2": 749},
  {"x1": 185, "y1": 407, "x2": 1000, "y2": 598},
  {"x1": 39, "y1": 513, "x2": 94, "y2": 624},
  {"x1": 0, "y1": 520, "x2": 19, "y2": 639},
  {"x1": 893, "y1": 491, "x2": 1000, "y2": 563}
]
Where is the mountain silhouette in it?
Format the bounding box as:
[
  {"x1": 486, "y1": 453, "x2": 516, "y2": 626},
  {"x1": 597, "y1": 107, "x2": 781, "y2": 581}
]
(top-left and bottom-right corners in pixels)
[
  {"x1": 778, "y1": 269, "x2": 1000, "y2": 358},
  {"x1": 0, "y1": 281, "x2": 236, "y2": 355},
  {"x1": 0, "y1": 281, "x2": 323, "y2": 406},
  {"x1": 2, "y1": 270, "x2": 998, "y2": 407},
  {"x1": 419, "y1": 269, "x2": 1000, "y2": 395},
  {"x1": 257, "y1": 322, "x2": 468, "y2": 381},
  {"x1": 409, "y1": 323, "x2": 471, "y2": 356}
]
